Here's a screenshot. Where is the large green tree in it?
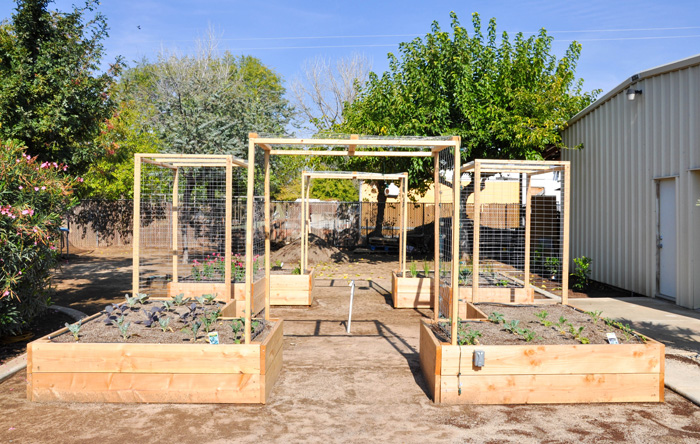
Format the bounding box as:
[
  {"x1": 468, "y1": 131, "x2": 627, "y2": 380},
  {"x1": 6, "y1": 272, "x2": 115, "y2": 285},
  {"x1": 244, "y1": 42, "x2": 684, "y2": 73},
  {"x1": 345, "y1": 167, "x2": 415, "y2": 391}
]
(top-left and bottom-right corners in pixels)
[
  {"x1": 0, "y1": 0, "x2": 120, "y2": 173},
  {"x1": 337, "y1": 12, "x2": 599, "y2": 236}
]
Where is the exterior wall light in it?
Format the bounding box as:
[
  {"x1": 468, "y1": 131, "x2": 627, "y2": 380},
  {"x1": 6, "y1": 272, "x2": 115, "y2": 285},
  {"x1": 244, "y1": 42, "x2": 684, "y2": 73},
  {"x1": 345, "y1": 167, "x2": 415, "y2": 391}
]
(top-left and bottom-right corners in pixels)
[{"x1": 626, "y1": 88, "x2": 642, "y2": 101}]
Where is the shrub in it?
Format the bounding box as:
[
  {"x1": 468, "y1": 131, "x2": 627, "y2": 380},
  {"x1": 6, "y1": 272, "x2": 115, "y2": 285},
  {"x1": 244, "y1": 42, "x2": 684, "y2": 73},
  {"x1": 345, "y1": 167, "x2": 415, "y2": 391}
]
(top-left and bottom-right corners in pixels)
[
  {"x1": 0, "y1": 140, "x2": 78, "y2": 335},
  {"x1": 571, "y1": 256, "x2": 592, "y2": 290}
]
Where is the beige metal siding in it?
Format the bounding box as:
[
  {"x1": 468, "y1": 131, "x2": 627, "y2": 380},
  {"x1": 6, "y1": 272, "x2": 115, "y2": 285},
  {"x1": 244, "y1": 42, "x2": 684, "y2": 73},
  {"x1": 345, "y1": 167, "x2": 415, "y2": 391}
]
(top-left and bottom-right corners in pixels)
[{"x1": 563, "y1": 62, "x2": 700, "y2": 309}]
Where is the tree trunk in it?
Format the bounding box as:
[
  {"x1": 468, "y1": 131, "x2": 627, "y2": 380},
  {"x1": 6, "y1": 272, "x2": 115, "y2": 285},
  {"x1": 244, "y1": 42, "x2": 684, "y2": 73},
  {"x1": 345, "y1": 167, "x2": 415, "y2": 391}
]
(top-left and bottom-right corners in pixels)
[{"x1": 370, "y1": 180, "x2": 387, "y2": 239}]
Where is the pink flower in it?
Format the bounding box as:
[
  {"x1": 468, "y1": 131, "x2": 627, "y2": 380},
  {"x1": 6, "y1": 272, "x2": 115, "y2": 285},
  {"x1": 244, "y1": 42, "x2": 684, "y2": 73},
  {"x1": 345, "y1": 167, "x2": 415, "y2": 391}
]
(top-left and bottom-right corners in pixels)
[
  {"x1": 18, "y1": 271, "x2": 21, "y2": 275},
  {"x1": 77, "y1": 177, "x2": 84, "y2": 183},
  {"x1": 15, "y1": 159, "x2": 19, "y2": 163},
  {"x1": 21, "y1": 208, "x2": 34, "y2": 216},
  {"x1": 34, "y1": 187, "x2": 39, "y2": 191},
  {"x1": 41, "y1": 186, "x2": 46, "y2": 190},
  {"x1": 63, "y1": 166, "x2": 68, "y2": 171},
  {"x1": 18, "y1": 186, "x2": 23, "y2": 190},
  {"x1": 2, "y1": 291, "x2": 8, "y2": 297}
]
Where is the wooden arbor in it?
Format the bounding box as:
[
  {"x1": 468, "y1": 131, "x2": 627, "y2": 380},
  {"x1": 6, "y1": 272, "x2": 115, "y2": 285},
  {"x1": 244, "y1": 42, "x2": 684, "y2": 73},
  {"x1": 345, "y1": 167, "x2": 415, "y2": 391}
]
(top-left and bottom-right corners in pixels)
[
  {"x1": 299, "y1": 170, "x2": 408, "y2": 275},
  {"x1": 247, "y1": 134, "x2": 461, "y2": 311}
]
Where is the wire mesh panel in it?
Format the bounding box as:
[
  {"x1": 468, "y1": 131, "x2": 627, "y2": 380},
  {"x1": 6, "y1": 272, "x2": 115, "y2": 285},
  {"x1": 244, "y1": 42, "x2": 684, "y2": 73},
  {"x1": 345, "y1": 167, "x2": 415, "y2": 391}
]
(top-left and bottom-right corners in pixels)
[
  {"x1": 437, "y1": 148, "x2": 456, "y2": 319},
  {"x1": 459, "y1": 160, "x2": 569, "y2": 302},
  {"x1": 251, "y1": 146, "x2": 266, "y2": 283},
  {"x1": 135, "y1": 155, "x2": 249, "y2": 301}
]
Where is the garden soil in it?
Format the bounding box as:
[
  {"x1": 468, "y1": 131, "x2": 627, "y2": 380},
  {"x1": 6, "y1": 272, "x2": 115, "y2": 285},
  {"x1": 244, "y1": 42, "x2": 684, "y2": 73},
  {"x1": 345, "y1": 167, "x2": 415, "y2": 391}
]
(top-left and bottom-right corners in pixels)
[{"x1": 1, "y1": 247, "x2": 699, "y2": 443}]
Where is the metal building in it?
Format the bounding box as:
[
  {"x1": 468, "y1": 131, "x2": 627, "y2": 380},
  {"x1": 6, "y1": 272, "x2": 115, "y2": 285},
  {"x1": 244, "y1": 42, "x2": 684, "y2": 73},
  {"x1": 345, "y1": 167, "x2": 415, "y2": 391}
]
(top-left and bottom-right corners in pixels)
[{"x1": 562, "y1": 54, "x2": 700, "y2": 309}]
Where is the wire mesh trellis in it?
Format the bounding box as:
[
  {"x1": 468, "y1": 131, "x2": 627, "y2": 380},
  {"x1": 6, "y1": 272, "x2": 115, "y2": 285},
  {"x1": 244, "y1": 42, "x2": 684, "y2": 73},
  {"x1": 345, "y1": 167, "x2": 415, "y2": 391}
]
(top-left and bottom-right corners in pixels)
[
  {"x1": 133, "y1": 154, "x2": 250, "y2": 303},
  {"x1": 459, "y1": 160, "x2": 569, "y2": 303},
  {"x1": 437, "y1": 147, "x2": 456, "y2": 320}
]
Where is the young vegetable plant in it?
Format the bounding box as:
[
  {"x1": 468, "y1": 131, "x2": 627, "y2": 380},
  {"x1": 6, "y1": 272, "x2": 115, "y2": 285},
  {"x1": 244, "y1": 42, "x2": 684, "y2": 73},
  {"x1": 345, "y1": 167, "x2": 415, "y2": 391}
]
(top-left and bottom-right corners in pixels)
[
  {"x1": 137, "y1": 306, "x2": 164, "y2": 328},
  {"x1": 517, "y1": 328, "x2": 538, "y2": 342},
  {"x1": 503, "y1": 320, "x2": 520, "y2": 334},
  {"x1": 201, "y1": 309, "x2": 221, "y2": 334},
  {"x1": 65, "y1": 320, "x2": 81, "y2": 341},
  {"x1": 172, "y1": 293, "x2": 190, "y2": 306},
  {"x1": 118, "y1": 321, "x2": 131, "y2": 341},
  {"x1": 458, "y1": 328, "x2": 482, "y2": 346},
  {"x1": 586, "y1": 310, "x2": 603, "y2": 325},
  {"x1": 230, "y1": 318, "x2": 243, "y2": 343},
  {"x1": 103, "y1": 303, "x2": 129, "y2": 326},
  {"x1": 125, "y1": 293, "x2": 149, "y2": 308},
  {"x1": 423, "y1": 261, "x2": 430, "y2": 277},
  {"x1": 409, "y1": 261, "x2": 418, "y2": 278},
  {"x1": 535, "y1": 310, "x2": 553, "y2": 327},
  {"x1": 488, "y1": 312, "x2": 505, "y2": 324},
  {"x1": 556, "y1": 316, "x2": 568, "y2": 335},
  {"x1": 196, "y1": 294, "x2": 217, "y2": 306},
  {"x1": 184, "y1": 319, "x2": 202, "y2": 342},
  {"x1": 158, "y1": 316, "x2": 172, "y2": 332}
]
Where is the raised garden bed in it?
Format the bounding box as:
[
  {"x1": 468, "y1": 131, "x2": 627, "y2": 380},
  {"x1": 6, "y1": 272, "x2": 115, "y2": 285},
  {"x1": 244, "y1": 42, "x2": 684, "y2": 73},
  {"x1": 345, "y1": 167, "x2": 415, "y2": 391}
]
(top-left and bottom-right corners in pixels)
[
  {"x1": 167, "y1": 276, "x2": 266, "y2": 317},
  {"x1": 269, "y1": 268, "x2": 315, "y2": 306},
  {"x1": 27, "y1": 298, "x2": 283, "y2": 404},
  {"x1": 392, "y1": 270, "x2": 433, "y2": 309},
  {"x1": 419, "y1": 302, "x2": 664, "y2": 404}
]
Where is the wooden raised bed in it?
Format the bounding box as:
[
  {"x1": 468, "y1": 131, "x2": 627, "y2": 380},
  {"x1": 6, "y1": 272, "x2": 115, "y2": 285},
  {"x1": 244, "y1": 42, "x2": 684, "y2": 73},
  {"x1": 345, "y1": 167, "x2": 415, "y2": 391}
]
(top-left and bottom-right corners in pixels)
[
  {"x1": 392, "y1": 271, "x2": 433, "y2": 309},
  {"x1": 270, "y1": 268, "x2": 315, "y2": 306},
  {"x1": 168, "y1": 276, "x2": 266, "y2": 317},
  {"x1": 419, "y1": 316, "x2": 664, "y2": 404},
  {"x1": 27, "y1": 316, "x2": 284, "y2": 404},
  {"x1": 438, "y1": 285, "x2": 534, "y2": 319}
]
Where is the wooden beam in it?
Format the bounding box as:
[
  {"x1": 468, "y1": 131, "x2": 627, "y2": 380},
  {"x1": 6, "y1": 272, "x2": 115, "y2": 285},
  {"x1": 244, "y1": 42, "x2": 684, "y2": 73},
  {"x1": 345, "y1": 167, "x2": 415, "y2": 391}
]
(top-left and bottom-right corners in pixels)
[
  {"x1": 524, "y1": 174, "x2": 532, "y2": 293},
  {"x1": 301, "y1": 172, "x2": 405, "y2": 181},
  {"x1": 433, "y1": 152, "x2": 441, "y2": 322},
  {"x1": 264, "y1": 150, "x2": 271, "y2": 321},
  {"x1": 225, "y1": 158, "x2": 233, "y2": 303},
  {"x1": 244, "y1": 139, "x2": 255, "y2": 344},
  {"x1": 254, "y1": 137, "x2": 460, "y2": 148},
  {"x1": 561, "y1": 162, "x2": 571, "y2": 305},
  {"x1": 451, "y1": 142, "x2": 461, "y2": 345},
  {"x1": 142, "y1": 158, "x2": 177, "y2": 170},
  {"x1": 348, "y1": 134, "x2": 358, "y2": 156},
  {"x1": 268, "y1": 149, "x2": 434, "y2": 157},
  {"x1": 132, "y1": 156, "x2": 142, "y2": 296},
  {"x1": 172, "y1": 168, "x2": 179, "y2": 285},
  {"x1": 300, "y1": 175, "x2": 306, "y2": 275},
  {"x1": 470, "y1": 161, "x2": 481, "y2": 341}
]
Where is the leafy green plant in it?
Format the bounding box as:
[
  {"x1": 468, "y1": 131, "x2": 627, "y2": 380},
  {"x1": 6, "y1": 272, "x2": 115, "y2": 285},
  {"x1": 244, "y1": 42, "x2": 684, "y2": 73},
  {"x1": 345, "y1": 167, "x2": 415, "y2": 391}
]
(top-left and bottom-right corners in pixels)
[
  {"x1": 158, "y1": 316, "x2": 172, "y2": 332},
  {"x1": 535, "y1": 310, "x2": 548, "y2": 323},
  {"x1": 201, "y1": 309, "x2": 221, "y2": 334},
  {"x1": 586, "y1": 310, "x2": 603, "y2": 325},
  {"x1": 572, "y1": 256, "x2": 592, "y2": 290},
  {"x1": 292, "y1": 263, "x2": 301, "y2": 275},
  {"x1": 409, "y1": 261, "x2": 418, "y2": 278},
  {"x1": 544, "y1": 257, "x2": 560, "y2": 278},
  {"x1": 137, "y1": 306, "x2": 163, "y2": 328},
  {"x1": 423, "y1": 261, "x2": 430, "y2": 277},
  {"x1": 172, "y1": 293, "x2": 190, "y2": 306},
  {"x1": 517, "y1": 328, "x2": 538, "y2": 342},
  {"x1": 273, "y1": 259, "x2": 282, "y2": 268},
  {"x1": 556, "y1": 316, "x2": 568, "y2": 334},
  {"x1": 458, "y1": 328, "x2": 482, "y2": 346},
  {"x1": 503, "y1": 320, "x2": 520, "y2": 334},
  {"x1": 184, "y1": 319, "x2": 202, "y2": 342},
  {"x1": 125, "y1": 293, "x2": 149, "y2": 308},
  {"x1": 488, "y1": 312, "x2": 505, "y2": 324},
  {"x1": 161, "y1": 300, "x2": 174, "y2": 312},
  {"x1": 497, "y1": 279, "x2": 509, "y2": 287},
  {"x1": 65, "y1": 320, "x2": 81, "y2": 341},
  {"x1": 118, "y1": 321, "x2": 131, "y2": 341},
  {"x1": 196, "y1": 294, "x2": 217, "y2": 306}
]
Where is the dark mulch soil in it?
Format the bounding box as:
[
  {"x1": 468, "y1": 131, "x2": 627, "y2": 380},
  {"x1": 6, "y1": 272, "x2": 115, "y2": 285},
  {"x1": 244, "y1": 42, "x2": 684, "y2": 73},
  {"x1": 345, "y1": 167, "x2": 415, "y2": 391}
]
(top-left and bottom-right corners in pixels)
[
  {"x1": 0, "y1": 308, "x2": 77, "y2": 364},
  {"x1": 51, "y1": 300, "x2": 269, "y2": 345},
  {"x1": 433, "y1": 303, "x2": 645, "y2": 346}
]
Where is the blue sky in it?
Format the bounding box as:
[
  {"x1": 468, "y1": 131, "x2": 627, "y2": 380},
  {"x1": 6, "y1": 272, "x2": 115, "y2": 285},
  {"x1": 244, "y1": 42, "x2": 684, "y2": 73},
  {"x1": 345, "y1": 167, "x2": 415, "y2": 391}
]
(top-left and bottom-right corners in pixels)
[{"x1": 2, "y1": 1, "x2": 699, "y2": 105}]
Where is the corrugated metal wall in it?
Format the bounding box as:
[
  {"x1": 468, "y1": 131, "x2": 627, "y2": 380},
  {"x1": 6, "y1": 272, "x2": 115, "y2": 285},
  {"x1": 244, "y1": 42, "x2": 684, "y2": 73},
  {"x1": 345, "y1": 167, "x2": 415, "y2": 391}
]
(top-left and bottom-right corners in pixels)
[{"x1": 562, "y1": 62, "x2": 700, "y2": 309}]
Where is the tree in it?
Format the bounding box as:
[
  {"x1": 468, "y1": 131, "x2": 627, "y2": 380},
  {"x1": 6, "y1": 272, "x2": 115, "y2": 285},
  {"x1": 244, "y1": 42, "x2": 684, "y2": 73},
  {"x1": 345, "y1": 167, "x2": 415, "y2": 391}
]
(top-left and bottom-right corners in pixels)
[
  {"x1": 291, "y1": 53, "x2": 372, "y2": 134},
  {"x1": 0, "y1": 0, "x2": 120, "y2": 174},
  {"x1": 337, "y1": 12, "x2": 599, "y2": 236}
]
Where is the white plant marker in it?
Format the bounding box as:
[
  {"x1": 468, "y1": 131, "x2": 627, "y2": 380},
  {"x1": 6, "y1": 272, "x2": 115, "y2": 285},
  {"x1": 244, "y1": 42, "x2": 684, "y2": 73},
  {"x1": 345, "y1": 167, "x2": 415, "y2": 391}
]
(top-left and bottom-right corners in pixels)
[{"x1": 347, "y1": 280, "x2": 355, "y2": 334}]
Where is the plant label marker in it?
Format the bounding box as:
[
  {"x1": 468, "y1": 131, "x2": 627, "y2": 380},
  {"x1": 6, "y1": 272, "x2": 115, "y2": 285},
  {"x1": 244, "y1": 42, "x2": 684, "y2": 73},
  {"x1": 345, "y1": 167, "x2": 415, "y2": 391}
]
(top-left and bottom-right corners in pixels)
[
  {"x1": 606, "y1": 332, "x2": 619, "y2": 344},
  {"x1": 347, "y1": 280, "x2": 355, "y2": 334},
  {"x1": 208, "y1": 332, "x2": 219, "y2": 345}
]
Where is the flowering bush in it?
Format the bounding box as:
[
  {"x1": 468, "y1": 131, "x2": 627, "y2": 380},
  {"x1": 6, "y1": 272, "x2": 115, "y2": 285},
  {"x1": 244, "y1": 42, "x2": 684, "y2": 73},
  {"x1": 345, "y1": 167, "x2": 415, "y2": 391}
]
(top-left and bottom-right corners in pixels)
[
  {"x1": 0, "y1": 140, "x2": 78, "y2": 335},
  {"x1": 191, "y1": 253, "x2": 261, "y2": 282}
]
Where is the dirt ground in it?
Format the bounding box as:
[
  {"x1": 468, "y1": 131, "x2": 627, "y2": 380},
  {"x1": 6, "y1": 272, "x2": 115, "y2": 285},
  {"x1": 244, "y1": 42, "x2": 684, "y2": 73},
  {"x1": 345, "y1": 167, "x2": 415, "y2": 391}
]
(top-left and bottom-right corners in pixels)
[{"x1": 1, "y1": 247, "x2": 700, "y2": 443}]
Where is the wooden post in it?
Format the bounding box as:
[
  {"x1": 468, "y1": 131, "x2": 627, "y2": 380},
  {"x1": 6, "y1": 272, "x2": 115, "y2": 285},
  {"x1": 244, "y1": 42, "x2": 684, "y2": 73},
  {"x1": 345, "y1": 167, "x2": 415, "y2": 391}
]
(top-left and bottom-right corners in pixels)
[
  {"x1": 132, "y1": 155, "x2": 142, "y2": 296},
  {"x1": 470, "y1": 160, "x2": 481, "y2": 329},
  {"x1": 244, "y1": 140, "x2": 255, "y2": 344},
  {"x1": 300, "y1": 173, "x2": 306, "y2": 275},
  {"x1": 433, "y1": 153, "x2": 441, "y2": 322},
  {"x1": 399, "y1": 176, "x2": 404, "y2": 276},
  {"x1": 451, "y1": 142, "x2": 461, "y2": 346},
  {"x1": 524, "y1": 174, "x2": 532, "y2": 293},
  {"x1": 225, "y1": 158, "x2": 233, "y2": 302},
  {"x1": 264, "y1": 150, "x2": 271, "y2": 320},
  {"x1": 304, "y1": 177, "x2": 311, "y2": 272},
  {"x1": 561, "y1": 163, "x2": 571, "y2": 305},
  {"x1": 172, "y1": 168, "x2": 179, "y2": 284}
]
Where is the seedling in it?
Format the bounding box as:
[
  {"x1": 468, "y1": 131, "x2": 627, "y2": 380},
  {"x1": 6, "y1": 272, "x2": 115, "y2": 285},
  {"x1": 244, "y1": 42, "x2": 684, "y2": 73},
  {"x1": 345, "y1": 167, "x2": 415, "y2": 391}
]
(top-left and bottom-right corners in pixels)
[
  {"x1": 497, "y1": 279, "x2": 509, "y2": 287},
  {"x1": 409, "y1": 261, "x2": 418, "y2": 278},
  {"x1": 423, "y1": 261, "x2": 430, "y2": 277},
  {"x1": 586, "y1": 310, "x2": 603, "y2": 325},
  {"x1": 556, "y1": 316, "x2": 568, "y2": 334},
  {"x1": 172, "y1": 293, "x2": 190, "y2": 306},
  {"x1": 518, "y1": 328, "x2": 538, "y2": 342},
  {"x1": 201, "y1": 309, "x2": 221, "y2": 334},
  {"x1": 158, "y1": 316, "x2": 172, "y2": 332},
  {"x1": 184, "y1": 319, "x2": 202, "y2": 342},
  {"x1": 196, "y1": 294, "x2": 217, "y2": 306},
  {"x1": 273, "y1": 259, "x2": 282, "y2": 268},
  {"x1": 458, "y1": 328, "x2": 482, "y2": 346},
  {"x1": 65, "y1": 320, "x2": 81, "y2": 341},
  {"x1": 161, "y1": 300, "x2": 174, "y2": 312},
  {"x1": 488, "y1": 312, "x2": 505, "y2": 324},
  {"x1": 137, "y1": 306, "x2": 163, "y2": 328},
  {"x1": 292, "y1": 263, "x2": 301, "y2": 275},
  {"x1": 118, "y1": 321, "x2": 131, "y2": 341},
  {"x1": 103, "y1": 303, "x2": 129, "y2": 326},
  {"x1": 125, "y1": 293, "x2": 148, "y2": 308},
  {"x1": 535, "y1": 310, "x2": 549, "y2": 322},
  {"x1": 503, "y1": 320, "x2": 520, "y2": 334},
  {"x1": 230, "y1": 318, "x2": 243, "y2": 335}
]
